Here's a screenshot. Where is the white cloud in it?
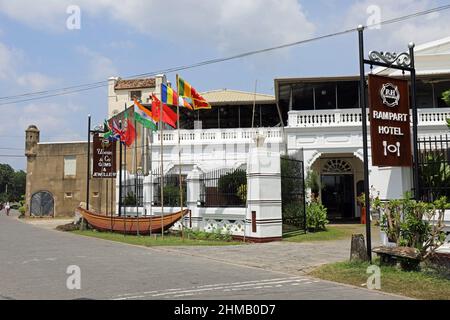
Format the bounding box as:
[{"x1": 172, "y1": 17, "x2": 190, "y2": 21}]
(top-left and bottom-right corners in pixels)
[
  {"x1": 344, "y1": 0, "x2": 450, "y2": 50},
  {"x1": 0, "y1": 41, "x2": 56, "y2": 91},
  {"x1": 76, "y1": 46, "x2": 118, "y2": 80},
  {"x1": 16, "y1": 72, "x2": 57, "y2": 91},
  {"x1": 0, "y1": 101, "x2": 83, "y2": 141},
  {"x1": 0, "y1": 0, "x2": 315, "y2": 53},
  {"x1": 0, "y1": 42, "x2": 19, "y2": 80}
]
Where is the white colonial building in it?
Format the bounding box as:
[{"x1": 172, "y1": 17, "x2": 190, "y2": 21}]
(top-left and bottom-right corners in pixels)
[{"x1": 108, "y1": 37, "x2": 450, "y2": 241}]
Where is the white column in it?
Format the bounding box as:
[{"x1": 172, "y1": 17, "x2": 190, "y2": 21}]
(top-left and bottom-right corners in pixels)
[
  {"x1": 186, "y1": 165, "x2": 203, "y2": 230},
  {"x1": 143, "y1": 174, "x2": 153, "y2": 216},
  {"x1": 246, "y1": 143, "x2": 282, "y2": 241}
]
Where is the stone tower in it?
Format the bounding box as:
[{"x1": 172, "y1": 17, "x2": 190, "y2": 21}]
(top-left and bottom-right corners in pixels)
[
  {"x1": 25, "y1": 125, "x2": 40, "y2": 157},
  {"x1": 25, "y1": 125, "x2": 40, "y2": 216}
]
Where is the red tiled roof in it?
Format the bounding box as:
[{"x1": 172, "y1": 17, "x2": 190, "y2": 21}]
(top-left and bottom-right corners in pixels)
[{"x1": 114, "y1": 78, "x2": 156, "y2": 90}]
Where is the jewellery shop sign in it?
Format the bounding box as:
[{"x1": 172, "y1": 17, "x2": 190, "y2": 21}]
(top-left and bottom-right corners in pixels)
[
  {"x1": 368, "y1": 74, "x2": 412, "y2": 167},
  {"x1": 93, "y1": 134, "x2": 117, "y2": 178}
]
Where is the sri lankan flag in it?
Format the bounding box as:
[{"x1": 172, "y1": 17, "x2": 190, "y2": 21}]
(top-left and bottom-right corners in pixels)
[{"x1": 177, "y1": 76, "x2": 211, "y2": 110}]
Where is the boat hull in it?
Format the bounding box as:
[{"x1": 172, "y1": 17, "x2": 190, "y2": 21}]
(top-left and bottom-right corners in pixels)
[{"x1": 77, "y1": 207, "x2": 188, "y2": 235}]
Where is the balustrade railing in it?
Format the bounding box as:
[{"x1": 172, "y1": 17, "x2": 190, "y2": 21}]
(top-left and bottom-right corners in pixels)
[
  {"x1": 288, "y1": 108, "x2": 450, "y2": 128},
  {"x1": 155, "y1": 127, "x2": 283, "y2": 144}
]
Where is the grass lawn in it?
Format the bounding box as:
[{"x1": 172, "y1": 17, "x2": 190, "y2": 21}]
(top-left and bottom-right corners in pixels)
[
  {"x1": 71, "y1": 230, "x2": 243, "y2": 247},
  {"x1": 283, "y1": 224, "x2": 372, "y2": 243},
  {"x1": 310, "y1": 260, "x2": 450, "y2": 300}
]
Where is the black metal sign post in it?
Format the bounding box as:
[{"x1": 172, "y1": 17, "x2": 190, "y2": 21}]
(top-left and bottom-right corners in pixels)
[
  {"x1": 86, "y1": 115, "x2": 91, "y2": 211},
  {"x1": 86, "y1": 116, "x2": 110, "y2": 212},
  {"x1": 357, "y1": 27, "x2": 372, "y2": 262},
  {"x1": 357, "y1": 25, "x2": 418, "y2": 262}
]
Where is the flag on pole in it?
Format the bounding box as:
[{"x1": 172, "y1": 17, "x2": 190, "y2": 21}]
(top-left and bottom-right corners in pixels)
[
  {"x1": 123, "y1": 108, "x2": 136, "y2": 147},
  {"x1": 151, "y1": 94, "x2": 178, "y2": 129},
  {"x1": 161, "y1": 84, "x2": 178, "y2": 106},
  {"x1": 179, "y1": 96, "x2": 193, "y2": 110},
  {"x1": 104, "y1": 119, "x2": 120, "y2": 142},
  {"x1": 177, "y1": 76, "x2": 211, "y2": 110},
  {"x1": 133, "y1": 99, "x2": 157, "y2": 131}
]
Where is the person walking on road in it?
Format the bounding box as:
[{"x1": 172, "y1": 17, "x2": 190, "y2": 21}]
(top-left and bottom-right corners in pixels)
[{"x1": 5, "y1": 202, "x2": 10, "y2": 216}]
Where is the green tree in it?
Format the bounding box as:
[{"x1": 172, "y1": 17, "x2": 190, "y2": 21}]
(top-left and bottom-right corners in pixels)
[
  {"x1": 443, "y1": 90, "x2": 450, "y2": 129},
  {"x1": 0, "y1": 164, "x2": 26, "y2": 202},
  {"x1": 443, "y1": 89, "x2": 450, "y2": 106}
]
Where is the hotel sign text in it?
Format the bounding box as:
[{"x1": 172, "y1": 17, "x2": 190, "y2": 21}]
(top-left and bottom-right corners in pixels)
[{"x1": 368, "y1": 74, "x2": 412, "y2": 167}]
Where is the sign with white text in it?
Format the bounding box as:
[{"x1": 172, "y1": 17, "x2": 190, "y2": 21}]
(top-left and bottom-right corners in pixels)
[
  {"x1": 369, "y1": 75, "x2": 412, "y2": 167},
  {"x1": 92, "y1": 134, "x2": 117, "y2": 178}
]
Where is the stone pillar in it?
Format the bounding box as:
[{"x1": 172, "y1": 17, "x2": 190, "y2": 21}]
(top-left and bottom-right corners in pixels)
[
  {"x1": 186, "y1": 165, "x2": 202, "y2": 230},
  {"x1": 245, "y1": 143, "x2": 282, "y2": 242},
  {"x1": 25, "y1": 125, "x2": 40, "y2": 217}
]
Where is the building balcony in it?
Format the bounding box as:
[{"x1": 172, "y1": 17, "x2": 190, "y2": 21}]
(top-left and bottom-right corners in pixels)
[
  {"x1": 287, "y1": 107, "x2": 450, "y2": 128},
  {"x1": 153, "y1": 127, "x2": 284, "y2": 145}
]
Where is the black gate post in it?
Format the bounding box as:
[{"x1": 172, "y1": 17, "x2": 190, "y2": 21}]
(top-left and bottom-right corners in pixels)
[
  {"x1": 409, "y1": 43, "x2": 420, "y2": 200},
  {"x1": 357, "y1": 25, "x2": 372, "y2": 262}
]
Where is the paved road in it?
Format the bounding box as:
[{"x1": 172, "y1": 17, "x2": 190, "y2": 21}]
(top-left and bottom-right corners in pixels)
[{"x1": 0, "y1": 212, "x2": 403, "y2": 300}]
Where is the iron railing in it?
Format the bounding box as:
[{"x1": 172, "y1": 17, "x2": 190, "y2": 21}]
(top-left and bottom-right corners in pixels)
[
  {"x1": 121, "y1": 175, "x2": 143, "y2": 207},
  {"x1": 418, "y1": 134, "x2": 450, "y2": 202},
  {"x1": 281, "y1": 156, "x2": 306, "y2": 234},
  {"x1": 153, "y1": 173, "x2": 187, "y2": 207},
  {"x1": 199, "y1": 168, "x2": 247, "y2": 207}
]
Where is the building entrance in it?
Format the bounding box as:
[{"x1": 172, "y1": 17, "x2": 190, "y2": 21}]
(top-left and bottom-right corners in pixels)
[{"x1": 321, "y1": 174, "x2": 355, "y2": 220}]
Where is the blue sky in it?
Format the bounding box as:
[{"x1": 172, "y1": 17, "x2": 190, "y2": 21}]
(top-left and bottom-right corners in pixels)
[{"x1": 0, "y1": 0, "x2": 449, "y2": 170}]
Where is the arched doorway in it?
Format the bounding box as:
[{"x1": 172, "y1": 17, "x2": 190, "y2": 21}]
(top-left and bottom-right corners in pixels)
[
  {"x1": 320, "y1": 159, "x2": 355, "y2": 221},
  {"x1": 30, "y1": 191, "x2": 54, "y2": 217}
]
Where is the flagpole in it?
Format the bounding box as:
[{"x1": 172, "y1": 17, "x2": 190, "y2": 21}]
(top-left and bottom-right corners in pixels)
[
  {"x1": 176, "y1": 74, "x2": 184, "y2": 240},
  {"x1": 148, "y1": 126, "x2": 153, "y2": 236},
  {"x1": 160, "y1": 85, "x2": 165, "y2": 239},
  {"x1": 119, "y1": 120, "x2": 123, "y2": 218},
  {"x1": 135, "y1": 117, "x2": 139, "y2": 236},
  {"x1": 123, "y1": 104, "x2": 127, "y2": 235}
]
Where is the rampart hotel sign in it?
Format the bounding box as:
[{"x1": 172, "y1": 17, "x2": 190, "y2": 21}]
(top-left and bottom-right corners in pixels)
[
  {"x1": 92, "y1": 134, "x2": 117, "y2": 178},
  {"x1": 368, "y1": 74, "x2": 412, "y2": 167}
]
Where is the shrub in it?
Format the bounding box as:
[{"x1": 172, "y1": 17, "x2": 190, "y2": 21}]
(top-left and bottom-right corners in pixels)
[
  {"x1": 162, "y1": 185, "x2": 186, "y2": 207},
  {"x1": 237, "y1": 184, "x2": 247, "y2": 203},
  {"x1": 443, "y1": 89, "x2": 450, "y2": 107},
  {"x1": 218, "y1": 170, "x2": 246, "y2": 196},
  {"x1": 305, "y1": 170, "x2": 320, "y2": 197},
  {"x1": 185, "y1": 228, "x2": 232, "y2": 242},
  {"x1": 123, "y1": 192, "x2": 137, "y2": 206},
  {"x1": 376, "y1": 192, "x2": 449, "y2": 261},
  {"x1": 306, "y1": 201, "x2": 329, "y2": 232}
]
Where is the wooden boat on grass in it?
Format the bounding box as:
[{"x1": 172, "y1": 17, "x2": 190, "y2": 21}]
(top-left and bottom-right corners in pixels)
[{"x1": 77, "y1": 207, "x2": 189, "y2": 235}]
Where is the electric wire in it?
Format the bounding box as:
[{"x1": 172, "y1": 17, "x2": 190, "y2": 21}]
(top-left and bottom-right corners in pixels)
[{"x1": 0, "y1": 5, "x2": 449, "y2": 106}]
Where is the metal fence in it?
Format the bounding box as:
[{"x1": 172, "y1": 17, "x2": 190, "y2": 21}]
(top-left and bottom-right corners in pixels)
[
  {"x1": 153, "y1": 173, "x2": 187, "y2": 207},
  {"x1": 199, "y1": 168, "x2": 247, "y2": 207},
  {"x1": 281, "y1": 156, "x2": 306, "y2": 234},
  {"x1": 418, "y1": 134, "x2": 450, "y2": 202},
  {"x1": 121, "y1": 175, "x2": 144, "y2": 207}
]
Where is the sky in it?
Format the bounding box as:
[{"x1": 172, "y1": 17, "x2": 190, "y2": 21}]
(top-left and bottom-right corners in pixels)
[{"x1": 0, "y1": 0, "x2": 449, "y2": 170}]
